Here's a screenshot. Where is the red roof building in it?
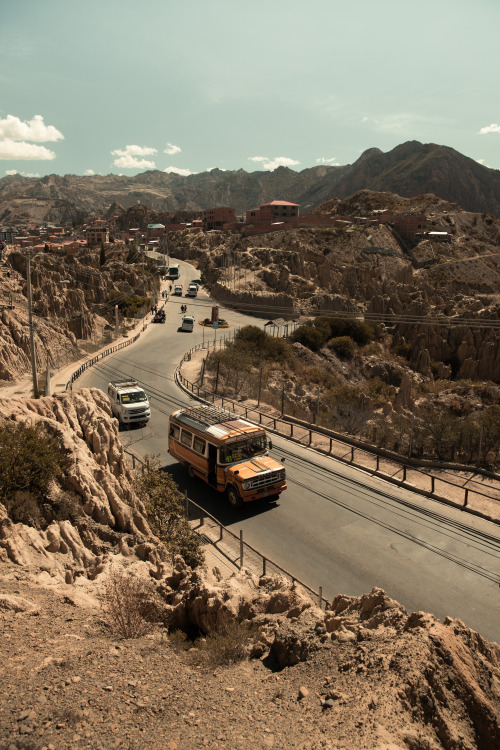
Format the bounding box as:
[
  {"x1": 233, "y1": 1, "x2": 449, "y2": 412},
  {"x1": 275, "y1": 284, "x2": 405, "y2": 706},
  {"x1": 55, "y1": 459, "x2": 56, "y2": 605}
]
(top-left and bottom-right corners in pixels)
[{"x1": 246, "y1": 200, "x2": 300, "y2": 225}]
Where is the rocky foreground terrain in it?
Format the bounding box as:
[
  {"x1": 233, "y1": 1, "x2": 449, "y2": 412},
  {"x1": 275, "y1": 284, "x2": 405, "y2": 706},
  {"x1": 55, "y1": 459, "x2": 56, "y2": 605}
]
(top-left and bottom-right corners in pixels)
[{"x1": 0, "y1": 391, "x2": 500, "y2": 749}]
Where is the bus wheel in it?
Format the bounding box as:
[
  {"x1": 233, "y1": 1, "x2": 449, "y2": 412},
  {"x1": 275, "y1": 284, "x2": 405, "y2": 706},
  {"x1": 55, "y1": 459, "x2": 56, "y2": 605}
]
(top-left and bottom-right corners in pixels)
[{"x1": 226, "y1": 485, "x2": 243, "y2": 508}]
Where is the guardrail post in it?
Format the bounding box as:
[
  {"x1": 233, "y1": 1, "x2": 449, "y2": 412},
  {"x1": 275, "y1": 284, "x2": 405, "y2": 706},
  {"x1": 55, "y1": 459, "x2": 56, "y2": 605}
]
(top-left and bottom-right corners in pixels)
[
  {"x1": 239, "y1": 530, "x2": 244, "y2": 570},
  {"x1": 376, "y1": 455, "x2": 379, "y2": 472},
  {"x1": 309, "y1": 430, "x2": 312, "y2": 445},
  {"x1": 262, "y1": 557, "x2": 267, "y2": 576},
  {"x1": 199, "y1": 509, "x2": 204, "y2": 526},
  {"x1": 318, "y1": 586, "x2": 323, "y2": 609},
  {"x1": 464, "y1": 488, "x2": 469, "y2": 507},
  {"x1": 329, "y1": 437, "x2": 332, "y2": 453},
  {"x1": 402, "y1": 466, "x2": 407, "y2": 483},
  {"x1": 350, "y1": 446, "x2": 354, "y2": 462},
  {"x1": 291, "y1": 424, "x2": 293, "y2": 438},
  {"x1": 431, "y1": 476, "x2": 435, "y2": 494}
]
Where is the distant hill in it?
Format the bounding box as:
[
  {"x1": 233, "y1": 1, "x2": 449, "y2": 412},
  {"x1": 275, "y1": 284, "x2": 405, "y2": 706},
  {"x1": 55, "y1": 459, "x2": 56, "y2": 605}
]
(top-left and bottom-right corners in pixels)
[{"x1": 1, "y1": 141, "x2": 500, "y2": 225}]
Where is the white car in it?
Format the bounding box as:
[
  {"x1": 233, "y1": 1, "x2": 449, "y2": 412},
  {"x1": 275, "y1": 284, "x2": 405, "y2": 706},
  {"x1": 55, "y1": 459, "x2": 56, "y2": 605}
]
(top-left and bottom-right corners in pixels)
[{"x1": 180, "y1": 315, "x2": 194, "y2": 332}]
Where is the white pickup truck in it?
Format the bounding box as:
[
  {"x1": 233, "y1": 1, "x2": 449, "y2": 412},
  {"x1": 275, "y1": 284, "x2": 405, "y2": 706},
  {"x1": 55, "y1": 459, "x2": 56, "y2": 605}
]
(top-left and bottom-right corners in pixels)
[{"x1": 107, "y1": 380, "x2": 151, "y2": 427}]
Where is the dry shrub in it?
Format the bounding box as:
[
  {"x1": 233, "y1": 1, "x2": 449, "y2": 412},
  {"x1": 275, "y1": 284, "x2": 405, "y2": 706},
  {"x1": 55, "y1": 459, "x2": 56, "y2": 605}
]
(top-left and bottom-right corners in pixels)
[
  {"x1": 201, "y1": 621, "x2": 250, "y2": 667},
  {"x1": 168, "y1": 621, "x2": 250, "y2": 668},
  {"x1": 101, "y1": 569, "x2": 165, "y2": 639}
]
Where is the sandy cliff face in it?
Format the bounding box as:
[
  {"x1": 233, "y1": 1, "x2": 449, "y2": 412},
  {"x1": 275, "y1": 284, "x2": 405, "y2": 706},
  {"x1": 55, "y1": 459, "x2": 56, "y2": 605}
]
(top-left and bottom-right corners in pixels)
[
  {"x1": 0, "y1": 247, "x2": 158, "y2": 385},
  {"x1": 0, "y1": 389, "x2": 156, "y2": 581}
]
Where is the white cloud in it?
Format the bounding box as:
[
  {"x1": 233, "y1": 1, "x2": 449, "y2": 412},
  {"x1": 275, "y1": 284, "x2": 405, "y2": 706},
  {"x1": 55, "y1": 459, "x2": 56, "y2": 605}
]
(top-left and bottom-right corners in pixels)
[
  {"x1": 316, "y1": 157, "x2": 340, "y2": 165},
  {"x1": 164, "y1": 142, "x2": 181, "y2": 155},
  {"x1": 478, "y1": 123, "x2": 500, "y2": 135},
  {"x1": 84, "y1": 169, "x2": 95, "y2": 175},
  {"x1": 0, "y1": 140, "x2": 56, "y2": 160},
  {"x1": 163, "y1": 166, "x2": 193, "y2": 176},
  {"x1": 111, "y1": 144, "x2": 158, "y2": 158},
  {"x1": 113, "y1": 155, "x2": 156, "y2": 169},
  {"x1": 5, "y1": 169, "x2": 40, "y2": 177},
  {"x1": 0, "y1": 114, "x2": 64, "y2": 142},
  {"x1": 111, "y1": 145, "x2": 158, "y2": 168},
  {"x1": 248, "y1": 155, "x2": 300, "y2": 170},
  {"x1": 206, "y1": 167, "x2": 226, "y2": 172}
]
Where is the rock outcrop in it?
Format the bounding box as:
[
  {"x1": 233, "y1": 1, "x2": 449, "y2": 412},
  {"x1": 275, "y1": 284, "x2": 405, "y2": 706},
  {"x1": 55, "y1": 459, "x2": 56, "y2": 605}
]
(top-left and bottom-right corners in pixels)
[{"x1": 0, "y1": 390, "x2": 160, "y2": 586}]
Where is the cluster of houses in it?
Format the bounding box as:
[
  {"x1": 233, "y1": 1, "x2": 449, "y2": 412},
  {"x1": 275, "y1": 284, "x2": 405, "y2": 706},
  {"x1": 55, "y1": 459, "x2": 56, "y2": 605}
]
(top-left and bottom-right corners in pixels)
[{"x1": 0, "y1": 200, "x2": 452, "y2": 255}]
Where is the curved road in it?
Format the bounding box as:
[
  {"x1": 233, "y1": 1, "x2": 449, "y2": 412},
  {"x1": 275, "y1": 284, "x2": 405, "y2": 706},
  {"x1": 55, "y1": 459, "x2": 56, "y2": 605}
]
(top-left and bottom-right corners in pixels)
[{"x1": 78, "y1": 260, "x2": 500, "y2": 643}]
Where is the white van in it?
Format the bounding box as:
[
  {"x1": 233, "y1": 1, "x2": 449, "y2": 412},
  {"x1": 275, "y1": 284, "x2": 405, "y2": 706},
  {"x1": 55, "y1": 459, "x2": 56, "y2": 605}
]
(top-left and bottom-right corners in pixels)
[
  {"x1": 186, "y1": 284, "x2": 198, "y2": 297},
  {"x1": 180, "y1": 315, "x2": 194, "y2": 332},
  {"x1": 107, "y1": 380, "x2": 151, "y2": 427}
]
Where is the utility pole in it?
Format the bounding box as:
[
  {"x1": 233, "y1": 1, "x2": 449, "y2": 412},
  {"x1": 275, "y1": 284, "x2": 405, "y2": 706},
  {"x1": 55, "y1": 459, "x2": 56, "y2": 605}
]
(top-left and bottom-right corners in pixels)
[
  {"x1": 45, "y1": 351, "x2": 51, "y2": 396},
  {"x1": 25, "y1": 250, "x2": 39, "y2": 397}
]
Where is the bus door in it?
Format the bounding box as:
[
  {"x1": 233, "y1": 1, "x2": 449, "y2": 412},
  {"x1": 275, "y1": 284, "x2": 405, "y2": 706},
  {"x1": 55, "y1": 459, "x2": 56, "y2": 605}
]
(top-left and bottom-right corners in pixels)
[{"x1": 208, "y1": 443, "x2": 218, "y2": 487}]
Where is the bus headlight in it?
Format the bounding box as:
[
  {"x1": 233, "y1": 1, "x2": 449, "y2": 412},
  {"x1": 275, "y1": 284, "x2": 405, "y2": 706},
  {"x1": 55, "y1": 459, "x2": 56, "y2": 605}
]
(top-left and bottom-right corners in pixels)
[{"x1": 242, "y1": 481, "x2": 252, "y2": 490}]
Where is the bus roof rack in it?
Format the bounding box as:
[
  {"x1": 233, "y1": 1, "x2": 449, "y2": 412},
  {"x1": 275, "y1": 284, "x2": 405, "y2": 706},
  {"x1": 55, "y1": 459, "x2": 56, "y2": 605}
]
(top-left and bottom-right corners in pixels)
[{"x1": 181, "y1": 405, "x2": 238, "y2": 427}]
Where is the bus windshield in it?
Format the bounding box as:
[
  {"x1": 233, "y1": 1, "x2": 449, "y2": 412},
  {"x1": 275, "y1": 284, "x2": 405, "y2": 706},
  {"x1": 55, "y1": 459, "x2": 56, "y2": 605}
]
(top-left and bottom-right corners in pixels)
[{"x1": 219, "y1": 436, "x2": 266, "y2": 464}]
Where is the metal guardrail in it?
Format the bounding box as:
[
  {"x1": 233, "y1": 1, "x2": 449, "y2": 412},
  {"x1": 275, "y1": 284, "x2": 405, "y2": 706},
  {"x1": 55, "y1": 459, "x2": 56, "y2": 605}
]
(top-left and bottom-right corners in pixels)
[
  {"x1": 66, "y1": 324, "x2": 149, "y2": 389},
  {"x1": 125, "y1": 448, "x2": 328, "y2": 608},
  {"x1": 176, "y1": 343, "x2": 500, "y2": 524},
  {"x1": 183, "y1": 490, "x2": 329, "y2": 609}
]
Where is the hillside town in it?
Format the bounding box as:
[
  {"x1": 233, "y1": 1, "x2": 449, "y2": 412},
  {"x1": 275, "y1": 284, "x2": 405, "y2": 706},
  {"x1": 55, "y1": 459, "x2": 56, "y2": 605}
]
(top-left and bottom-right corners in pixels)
[{"x1": 1, "y1": 199, "x2": 452, "y2": 258}]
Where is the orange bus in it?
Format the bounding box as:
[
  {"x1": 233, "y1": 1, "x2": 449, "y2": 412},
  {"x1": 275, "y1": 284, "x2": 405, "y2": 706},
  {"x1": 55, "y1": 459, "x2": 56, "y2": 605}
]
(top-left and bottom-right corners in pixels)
[{"x1": 168, "y1": 405, "x2": 287, "y2": 507}]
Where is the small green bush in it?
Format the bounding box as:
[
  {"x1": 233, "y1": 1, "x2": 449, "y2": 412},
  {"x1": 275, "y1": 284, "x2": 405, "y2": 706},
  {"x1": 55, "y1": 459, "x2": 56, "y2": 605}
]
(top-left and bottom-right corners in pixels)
[
  {"x1": 0, "y1": 421, "x2": 69, "y2": 525},
  {"x1": 135, "y1": 455, "x2": 204, "y2": 568},
  {"x1": 106, "y1": 290, "x2": 150, "y2": 317},
  {"x1": 290, "y1": 324, "x2": 327, "y2": 351},
  {"x1": 327, "y1": 336, "x2": 356, "y2": 359}
]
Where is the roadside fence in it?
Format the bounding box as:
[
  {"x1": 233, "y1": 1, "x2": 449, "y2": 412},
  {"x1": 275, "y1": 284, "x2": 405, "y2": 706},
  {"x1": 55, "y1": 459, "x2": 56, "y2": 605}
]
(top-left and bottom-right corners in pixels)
[
  {"x1": 176, "y1": 342, "x2": 500, "y2": 524},
  {"x1": 125, "y1": 448, "x2": 329, "y2": 609},
  {"x1": 66, "y1": 322, "x2": 149, "y2": 390}
]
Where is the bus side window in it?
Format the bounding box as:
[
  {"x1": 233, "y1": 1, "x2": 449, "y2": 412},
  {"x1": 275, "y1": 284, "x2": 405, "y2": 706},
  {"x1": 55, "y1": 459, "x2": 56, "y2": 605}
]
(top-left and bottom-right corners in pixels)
[
  {"x1": 180, "y1": 429, "x2": 193, "y2": 447},
  {"x1": 170, "y1": 424, "x2": 180, "y2": 440},
  {"x1": 193, "y1": 437, "x2": 206, "y2": 455}
]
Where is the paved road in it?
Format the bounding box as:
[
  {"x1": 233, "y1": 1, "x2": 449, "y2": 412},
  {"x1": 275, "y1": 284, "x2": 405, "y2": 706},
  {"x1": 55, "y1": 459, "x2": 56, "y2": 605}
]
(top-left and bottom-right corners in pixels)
[{"x1": 78, "y1": 260, "x2": 500, "y2": 643}]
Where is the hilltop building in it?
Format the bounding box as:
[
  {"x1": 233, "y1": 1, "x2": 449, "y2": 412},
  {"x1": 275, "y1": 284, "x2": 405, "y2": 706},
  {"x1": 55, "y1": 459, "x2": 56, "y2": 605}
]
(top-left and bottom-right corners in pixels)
[
  {"x1": 246, "y1": 200, "x2": 300, "y2": 225},
  {"x1": 86, "y1": 220, "x2": 109, "y2": 246},
  {"x1": 202, "y1": 207, "x2": 236, "y2": 230}
]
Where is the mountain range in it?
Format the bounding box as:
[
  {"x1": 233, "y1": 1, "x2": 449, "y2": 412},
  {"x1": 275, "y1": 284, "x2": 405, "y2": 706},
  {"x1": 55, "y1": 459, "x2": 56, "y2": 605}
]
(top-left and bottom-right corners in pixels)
[{"x1": 1, "y1": 140, "x2": 500, "y2": 226}]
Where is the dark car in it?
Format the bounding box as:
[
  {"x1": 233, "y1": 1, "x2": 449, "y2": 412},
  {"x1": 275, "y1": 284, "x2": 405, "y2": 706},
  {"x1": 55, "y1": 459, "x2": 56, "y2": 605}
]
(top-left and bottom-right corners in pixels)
[{"x1": 153, "y1": 310, "x2": 166, "y2": 323}]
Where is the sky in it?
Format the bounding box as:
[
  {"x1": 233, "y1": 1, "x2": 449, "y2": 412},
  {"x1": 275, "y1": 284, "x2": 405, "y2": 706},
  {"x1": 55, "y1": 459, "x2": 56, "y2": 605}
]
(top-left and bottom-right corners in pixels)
[{"x1": 1, "y1": 0, "x2": 500, "y2": 179}]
